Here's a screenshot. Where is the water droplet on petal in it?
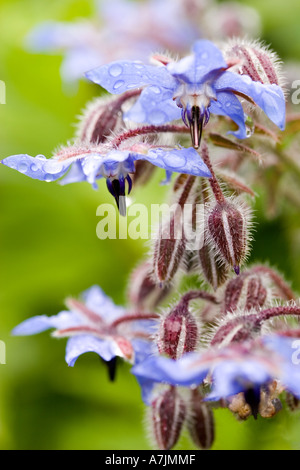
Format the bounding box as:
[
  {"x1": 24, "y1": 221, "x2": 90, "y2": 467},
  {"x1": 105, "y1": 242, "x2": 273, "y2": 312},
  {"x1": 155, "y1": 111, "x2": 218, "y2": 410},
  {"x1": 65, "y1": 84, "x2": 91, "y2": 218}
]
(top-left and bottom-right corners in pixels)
[
  {"x1": 113, "y1": 80, "x2": 125, "y2": 90},
  {"x1": 30, "y1": 163, "x2": 39, "y2": 172},
  {"x1": 163, "y1": 152, "x2": 187, "y2": 169},
  {"x1": 44, "y1": 173, "x2": 55, "y2": 182},
  {"x1": 18, "y1": 162, "x2": 28, "y2": 173},
  {"x1": 109, "y1": 64, "x2": 123, "y2": 77},
  {"x1": 43, "y1": 160, "x2": 63, "y2": 174},
  {"x1": 133, "y1": 62, "x2": 143, "y2": 69},
  {"x1": 149, "y1": 86, "x2": 161, "y2": 94}
]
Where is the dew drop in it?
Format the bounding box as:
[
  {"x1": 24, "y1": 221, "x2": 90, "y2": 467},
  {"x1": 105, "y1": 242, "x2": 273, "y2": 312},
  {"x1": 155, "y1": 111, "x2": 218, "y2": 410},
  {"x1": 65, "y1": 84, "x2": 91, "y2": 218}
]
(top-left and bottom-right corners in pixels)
[
  {"x1": 149, "y1": 86, "x2": 161, "y2": 94},
  {"x1": 133, "y1": 62, "x2": 143, "y2": 69},
  {"x1": 18, "y1": 162, "x2": 28, "y2": 173},
  {"x1": 30, "y1": 163, "x2": 39, "y2": 172},
  {"x1": 163, "y1": 152, "x2": 187, "y2": 169},
  {"x1": 113, "y1": 80, "x2": 125, "y2": 90},
  {"x1": 43, "y1": 173, "x2": 55, "y2": 182},
  {"x1": 43, "y1": 160, "x2": 63, "y2": 174},
  {"x1": 109, "y1": 64, "x2": 123, "y2": 77}
]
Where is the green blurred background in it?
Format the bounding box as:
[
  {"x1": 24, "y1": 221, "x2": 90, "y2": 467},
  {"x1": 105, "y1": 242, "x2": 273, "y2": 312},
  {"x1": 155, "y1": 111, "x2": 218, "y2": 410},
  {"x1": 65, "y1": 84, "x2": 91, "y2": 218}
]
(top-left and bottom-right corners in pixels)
[{"x1": 0, "y1": 0, "x2": 300, "y2": 450}]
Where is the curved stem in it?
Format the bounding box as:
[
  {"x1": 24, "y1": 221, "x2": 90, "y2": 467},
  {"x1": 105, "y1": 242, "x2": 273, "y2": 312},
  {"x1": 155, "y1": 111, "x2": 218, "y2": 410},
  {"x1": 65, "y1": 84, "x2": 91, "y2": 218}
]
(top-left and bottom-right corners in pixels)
[
  {"x1": 111, "y1": 312, "x2": 159, "y2": 328},
  {"x1": 111, "y1": 124, "x2": 190, "y2": 148},
  {"x1": 201, "y1": 141, "x2": 225, "y2": 203}
]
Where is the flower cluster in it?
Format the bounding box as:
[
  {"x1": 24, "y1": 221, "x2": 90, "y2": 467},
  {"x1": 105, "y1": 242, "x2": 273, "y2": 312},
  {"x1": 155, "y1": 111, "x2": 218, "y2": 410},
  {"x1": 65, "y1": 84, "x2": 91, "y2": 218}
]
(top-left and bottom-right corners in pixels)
[{"x1": 4, "y1": 0, "x2": 300, "y2": 451}]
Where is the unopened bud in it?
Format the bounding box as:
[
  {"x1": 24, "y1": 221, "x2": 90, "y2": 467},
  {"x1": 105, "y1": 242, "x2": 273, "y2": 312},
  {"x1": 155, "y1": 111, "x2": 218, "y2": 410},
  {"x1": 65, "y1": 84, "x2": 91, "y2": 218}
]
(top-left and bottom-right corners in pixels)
[
  {"x1": 77, "y1": 96, "x2": 123, "y2": 144},
  {"x1": 152, "y1": 174, "x2": 197, "y2": 284},
  {"x1": 158, "y1": 295, "x2": 199, "y2": 359},
  {"x1": 187, "y1": 389, "x2": 215, "y2": 450},
  {"x1": 223, "y1": 38, "x2": 284, "y2": 88},
  {"x1": 206, "y1": 198, "x2": 252, "y2": 274},
  {"x1": 151, "y1": 387, "x2": 186, "y2": 450},
  {"x1": 198, "y1": 243, "x2": 229, "y2": 290},
  {"x1": 128, "y1": 261, "x2": 170, "y2": 311},
  {"x1": 77, "y1": 90, "x2": 141, "y2": 144},
  {"x1": 222, "y1": 270, "x2": 270, "y2": 314}
]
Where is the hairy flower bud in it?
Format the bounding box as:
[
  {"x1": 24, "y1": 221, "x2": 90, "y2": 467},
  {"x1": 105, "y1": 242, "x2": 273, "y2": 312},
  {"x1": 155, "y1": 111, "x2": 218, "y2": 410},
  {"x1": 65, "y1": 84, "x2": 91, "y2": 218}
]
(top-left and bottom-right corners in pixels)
[
  {"x1": 206, "y1": 198, "x2": 252, "y2": 274},
  {"x1": 77, "y1": 96, "x2": 124, "y2": 144},
  {"x1": 158, "y1": 297, "x2": 198, "y2": 359},
  {"x1": 198, "y1": 243, "x2": 230, "y2": 290},
  {"x1": 128, "y1": 261, "x2": 170, "y2": 311},
  {"x1": 187, "y1": 389, "x2": 215, "y2": 450},
  {"x1": 77, "y1": 90, "x2": 141, "y2": 144},
  {"x1": 151, "y1": 387, "x2": 186, "y2": 450},
  {"x1": 223, "y1": 38, "x2": 284, "y2": 88},
  {"x1": 222, "y1": 270, "x2": 271, "y2": 314},
  {"x1": 152, "y1": 174, "x2": 198, "y2": 284}
]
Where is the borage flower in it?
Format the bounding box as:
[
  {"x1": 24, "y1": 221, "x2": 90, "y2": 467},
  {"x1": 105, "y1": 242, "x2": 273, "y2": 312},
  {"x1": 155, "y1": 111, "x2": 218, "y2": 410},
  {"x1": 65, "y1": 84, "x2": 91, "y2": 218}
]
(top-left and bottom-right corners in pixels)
[
  {"x1": 12, "y1": 285, "x2": 158, "y2": 380},
  {"x1": 86, "y1": 39, "x2": 286, "y2": 148},
  {"x1": 1, "y1": 124, "x2": 211, "y2": 216},
  {"x1": 131, "y1": 335, "x2": 300, "y2": 410}
]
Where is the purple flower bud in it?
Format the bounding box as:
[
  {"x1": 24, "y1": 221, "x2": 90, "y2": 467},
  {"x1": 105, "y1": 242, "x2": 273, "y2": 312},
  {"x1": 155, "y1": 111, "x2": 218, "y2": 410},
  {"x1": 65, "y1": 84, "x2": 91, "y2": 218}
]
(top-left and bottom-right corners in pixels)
[
  {"x1": 128, "y1": 261, "x2": 170, "y2": 311},
  {"x1": 77, "y1": 96, "x2": 124, "y2": 144},
  {"x1": 222, "y1": 270, "x2": 271, "y2": 314},
  {"x1": 158, "y1": 297, "x2": 198, "y2": 360},
  {"x1": 151, "y1": 387, "x2": 186, "y2": 450},
  {"x1": 223, "y1": 38, "x2": 284, "y2": 88},
  {"x1": 187, "y1": 389, "x2": 215, "y2": 450},
  {"x1": 206, "y1": 198, "x2": 252, "y2": 274},
  {"x1": 152, "y1": 174, "x2": 197, "y2": 284},
  {"x1": 198, "y1": 243, "x2": 230, "y2": 291}
]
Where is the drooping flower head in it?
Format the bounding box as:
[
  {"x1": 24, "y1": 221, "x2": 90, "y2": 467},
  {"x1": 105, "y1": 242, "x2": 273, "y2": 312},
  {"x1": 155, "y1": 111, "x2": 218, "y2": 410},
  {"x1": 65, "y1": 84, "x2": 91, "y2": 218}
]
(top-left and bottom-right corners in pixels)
[
  {"x1": 1, "y1": 130, "x2": 211, "y2": 216},
  {"x1": 86, "y1": 39, "x2": 286, "y2": 148},
  {"x1": 12, "y1": 285, "x2": 158, "y2": 379}
]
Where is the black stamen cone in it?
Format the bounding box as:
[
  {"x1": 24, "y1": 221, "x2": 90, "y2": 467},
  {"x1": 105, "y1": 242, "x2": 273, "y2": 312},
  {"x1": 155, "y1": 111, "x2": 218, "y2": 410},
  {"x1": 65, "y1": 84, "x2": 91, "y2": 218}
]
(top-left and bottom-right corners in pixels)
[
  {"x1": 106, "y1": 178, "x2": 127, "y2": 216},
  {"x1": 190, "y1": 106, "x2": 203, "y2": 150},
  {"x1": 244, "y1": 388, "x2": 260, "y2": 419},
  {"x1": 105, "y1": 357, "x2": 118, "y2": 382}
]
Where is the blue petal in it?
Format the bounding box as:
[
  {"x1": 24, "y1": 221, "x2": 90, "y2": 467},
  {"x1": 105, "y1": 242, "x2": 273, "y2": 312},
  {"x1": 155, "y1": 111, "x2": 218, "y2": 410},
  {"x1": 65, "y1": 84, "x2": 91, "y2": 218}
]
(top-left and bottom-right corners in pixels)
[
  {"x1": 124, "y1": 85, "x2": 180, "y2": 124},
  {"x1": 82, "y1": 285, "x2": 124, "y2": 322},
  {"x1": 65, "y1": 335, "x2": 121, "y2": 366},
  {"x1": 167, "y1": 39, "x2": 227, "y2": 84},
  {"x1": 214, "y1": 71, "x2": 286, "y2": 130},
  {"x1": 209, "y1": 91, "x2": 247, "y2": 139},
  {"x1": 1, "y1": 154, "x2": 73, "y2": 182},
  {"x1": 12, "y1": 311, "x2": 79, "y2": 336},
  {"x1": 85, "y1": 60, "x2": 176, "y2": 94},
  {"x1": 59, "y1": 161, "x2": 87, "y2": 185},
  {"x1": 132, "y1": 353, "x2": 209, "y2": 387},
  {"x1": 60, "y1": 47, "x2": 103, "y2": 84},
  {"x1": 132, "y1": 147, "x2": 212, "y2": 178},
  {"x1": 207, "y1": 360, "x2": 272, "y2": 401}
]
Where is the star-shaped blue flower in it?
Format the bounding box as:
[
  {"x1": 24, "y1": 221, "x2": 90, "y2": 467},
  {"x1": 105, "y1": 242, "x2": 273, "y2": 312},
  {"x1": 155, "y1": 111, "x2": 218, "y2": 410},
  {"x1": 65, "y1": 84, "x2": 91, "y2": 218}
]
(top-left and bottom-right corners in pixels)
[
  {"x1": 12, "y1": 285, "x2": 157, "y2": 375},
  {"x1": 86, "y1": 39, "x2": 286, "y2": 148},
  {"x1": 131, "y1": 337, "x2": 297, "y2": 405},
  {"x1": 1, "y1": 143, "x2": 211, "y2": 216}
]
